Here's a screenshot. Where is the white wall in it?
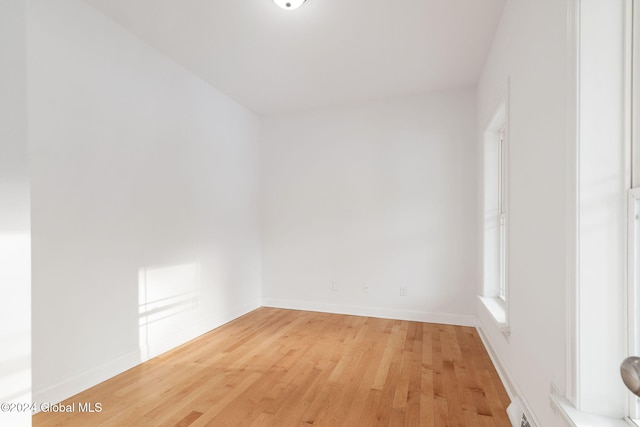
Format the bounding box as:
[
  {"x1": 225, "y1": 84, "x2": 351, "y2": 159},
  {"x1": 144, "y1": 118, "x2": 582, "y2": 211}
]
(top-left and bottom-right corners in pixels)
[
  {"x1": 29, "y1": 0, "x2": 262, "y2": 405},
  {"x1": 577, "y1": 0, "x2": 627, "y2": 417},
  {"x1": 477, "y1": 0, "x2": 571, "y2": 425},
  {"x1": 261, "y1": 89, "x2": 478, "y2": 325},
  {"x1": 0, "y1": 0, "x2": 31, "y2": 426}
]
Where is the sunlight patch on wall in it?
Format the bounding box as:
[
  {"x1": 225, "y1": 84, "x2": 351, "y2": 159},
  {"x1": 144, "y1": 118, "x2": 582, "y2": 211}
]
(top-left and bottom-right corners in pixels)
[
  {"x1": 138, "y1": 262, "x2": 201, "y2": 360},
  {"x1": 0, "y1": 233, "x2": 31, "y2": 426}
]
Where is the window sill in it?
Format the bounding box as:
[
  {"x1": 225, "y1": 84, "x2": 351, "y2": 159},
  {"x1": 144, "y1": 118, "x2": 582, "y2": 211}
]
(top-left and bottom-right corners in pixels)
[
  {"x1": 550, "y1": 395, "x2": 632, "y2": 427},
  {"x1": 479, "y1": 296, "x2": 510, "y2": 338}
]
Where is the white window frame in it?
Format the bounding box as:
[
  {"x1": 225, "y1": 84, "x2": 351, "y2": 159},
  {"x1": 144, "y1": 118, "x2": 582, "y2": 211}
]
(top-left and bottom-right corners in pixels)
[
  {"x1": 627, "y1": 188, "x2": 640, "y2": 423},
  {"x1": 628, "y1": 0, "x2": 640, "y2": 423},
  {"x1": 498, "y1": 127, "x2": 508, "y2": 302},
  {"x1": 480, "y1": 84, "x2": 510, "y2": 336},
  {"x1": 625, "y1": 0, "x2": 640, "y2": 426}
]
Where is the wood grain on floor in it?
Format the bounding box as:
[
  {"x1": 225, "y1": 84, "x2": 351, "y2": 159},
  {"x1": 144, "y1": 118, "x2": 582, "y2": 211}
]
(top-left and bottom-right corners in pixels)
[{"x1": 33, "y1": 307, "x2": 511, "y2": 426}]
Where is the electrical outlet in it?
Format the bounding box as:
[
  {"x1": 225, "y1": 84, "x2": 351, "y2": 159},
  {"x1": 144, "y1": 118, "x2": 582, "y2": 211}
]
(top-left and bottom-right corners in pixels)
[
  {"x1": 400, "y1": 286, "x2": 407, "y2": 296},
  {"x1": 332, "y1": 281, "x2": 338, "y2": 292},
  {"x1": 363, "y1": 284, "x2": 369, "y2": 293}
]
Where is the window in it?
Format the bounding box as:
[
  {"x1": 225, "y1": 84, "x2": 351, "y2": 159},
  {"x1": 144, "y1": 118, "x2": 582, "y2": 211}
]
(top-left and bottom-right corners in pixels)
[
  {"x1": 627, "y1": 0, "x2": 640, "y2": 423},
  {"x1": 481, "y1": 89, "x2": 509, "y2": 333},
  {"x1": 498, "y1": 127, "x2": 507, "y2": 301}
]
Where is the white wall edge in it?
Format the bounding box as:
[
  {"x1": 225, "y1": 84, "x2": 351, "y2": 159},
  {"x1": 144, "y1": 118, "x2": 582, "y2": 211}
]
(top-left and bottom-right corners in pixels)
[
  {"x1": 32, "y1": 300, "x2": 261, "y2": 410},
  {"x1": 476, "y1": 323, "x2": 542, "y2": 427},
  {"x1": 565, "y1": 0, "x2": 580, "y2": 407},
  {"x1": 261, "y1": 298, "x2": 477, "y2": 327}
]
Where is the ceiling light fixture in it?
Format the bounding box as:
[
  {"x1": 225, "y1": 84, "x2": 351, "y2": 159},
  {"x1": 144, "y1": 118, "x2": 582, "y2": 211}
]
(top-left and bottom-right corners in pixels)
[{"x1": 273, "y1": 0, "x2": 306, "y2": 10}]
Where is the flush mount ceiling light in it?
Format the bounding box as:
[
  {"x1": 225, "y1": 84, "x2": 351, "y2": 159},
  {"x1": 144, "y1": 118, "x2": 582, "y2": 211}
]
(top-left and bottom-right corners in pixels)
[{"x1": 273, "y1": 0, "x2": 306, "y2": 10}]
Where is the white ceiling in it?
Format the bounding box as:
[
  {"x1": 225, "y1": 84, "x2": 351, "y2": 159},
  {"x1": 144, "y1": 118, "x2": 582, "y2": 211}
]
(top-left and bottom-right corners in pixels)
[{"x1": 83, "y1": 0, "x2": 506, "y2": 115}]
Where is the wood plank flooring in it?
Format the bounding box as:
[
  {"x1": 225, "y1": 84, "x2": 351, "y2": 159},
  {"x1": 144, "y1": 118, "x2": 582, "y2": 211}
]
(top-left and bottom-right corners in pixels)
[{"x1": 33, "y1": 308, "x2": 511, "y2": 426}]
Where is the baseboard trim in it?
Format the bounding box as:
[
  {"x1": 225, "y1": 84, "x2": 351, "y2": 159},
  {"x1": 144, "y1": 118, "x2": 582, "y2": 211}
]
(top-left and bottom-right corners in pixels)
[
  {"x1": 32, "y1": 350, "x2": 141, "y2": 411},
  {"x1": 140, "y1": 300, "x2": 262, "y2": 361},
  {"x1": 261, "y1": 298, "x2": 477, "y2": 327},
  {"x1": 32, "y1": 300, "x2": 261, "y2": 410},
  {"x1": 476, "y1": 323, "x2": 542, "y2": 427}
]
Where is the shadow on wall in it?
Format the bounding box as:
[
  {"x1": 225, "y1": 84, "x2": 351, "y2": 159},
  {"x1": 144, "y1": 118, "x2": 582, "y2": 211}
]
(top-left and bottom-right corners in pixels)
[{"x1": 138, "y1": 262, "x2": 201, "y2": 361}]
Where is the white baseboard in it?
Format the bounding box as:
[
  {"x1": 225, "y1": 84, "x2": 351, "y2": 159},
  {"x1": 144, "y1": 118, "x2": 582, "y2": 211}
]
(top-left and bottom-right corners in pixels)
[
  {"x1": 261, "y1": 298, "x2": 477, "y2": 327},
  {"x1": 32, "y1": 300, "x2": 261, "y2": 410},
  {"x1": 32, "y1": 350, "x2": 141, "y2": 411},
  {"x1": 140, "y1": 300, "x2": 262, "y2": 361},
  {"x1": 476, "y1": 324, "x2": 541, "y2": 427}
]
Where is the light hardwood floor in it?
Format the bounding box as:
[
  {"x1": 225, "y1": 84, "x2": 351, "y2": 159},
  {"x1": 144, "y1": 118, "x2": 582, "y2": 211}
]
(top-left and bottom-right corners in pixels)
[{"x1": 33, "y1": 308, "x2": 511, "y2": 426}]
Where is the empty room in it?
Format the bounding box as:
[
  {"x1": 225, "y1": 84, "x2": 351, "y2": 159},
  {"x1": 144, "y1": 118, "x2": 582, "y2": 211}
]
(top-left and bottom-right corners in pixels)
[{"x1": 1, "y1": 0, "x2": 639, "y2": 426}]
